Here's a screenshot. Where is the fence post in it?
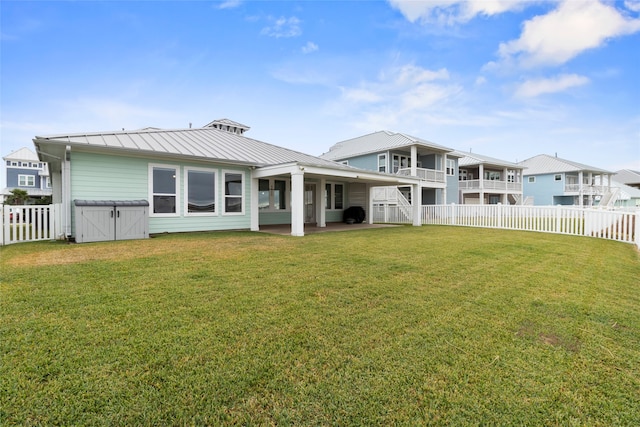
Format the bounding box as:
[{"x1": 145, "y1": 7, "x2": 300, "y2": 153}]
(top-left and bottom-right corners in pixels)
[{"x1": 451, "y1": 203, "x2": 456, "y2": 226}]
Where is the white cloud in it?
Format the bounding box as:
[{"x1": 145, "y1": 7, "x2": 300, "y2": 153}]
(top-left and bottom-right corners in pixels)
[
  {"x1": 625, "y1": 0, "x2": 640, "y2": 12},
  {"x1": 515, "y1": 74, "x2": 590, "y2": 97},
  {"x1": 497, "y1": 0, "x2": 640, "y2": 68},
  {"x1": 302, "y1": 41, "x2": 318, "y2": 54},
  {"x1": 216, "y1": 0, "x2": 242, "y2": 10},
  {"x1": 261, "y1": 16, "x2": 302, "y2": 38},
  {"x1": 387, "y1": 0, "x2": 532, "y2": 25},
  {"x1": 330, "y1": 63, "x2": 461, "y2": 131}
]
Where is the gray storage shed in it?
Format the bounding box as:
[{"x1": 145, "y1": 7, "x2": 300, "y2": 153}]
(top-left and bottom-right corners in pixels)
[{"x1": 74, "y1": 200, "x2": 149, "y2": 243}]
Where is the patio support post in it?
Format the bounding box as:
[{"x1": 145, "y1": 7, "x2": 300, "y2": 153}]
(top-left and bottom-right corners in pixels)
[
  {"x1": 479, "y1": 163, "x2": 484, "y2": 204},
  {"x1": 578, "y1": 171, "x2": 584, "y2": 207},
  {"x1": 250, "y1": 176, "x2": 259, "y2": 231},
  {"x1": 367, "y1": 184, "x2": 374, "y2": 224},
  {"x1": 411, "y1": 145, "x2": 417, "y2": 177},
  {"x1": 290, "y1": 169, "x2": 305, "y2": 237},
  {"x1": 412, "y1": 183, "x2": 422, "y2": 226},
  {"x1": 318, "y1": 177, "x2": 326, "y2": 228}
]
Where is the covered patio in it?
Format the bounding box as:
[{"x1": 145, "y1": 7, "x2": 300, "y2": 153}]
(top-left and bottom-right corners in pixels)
[{"x1": 257, "y1": 222, "x2": 401, "y2": 236}]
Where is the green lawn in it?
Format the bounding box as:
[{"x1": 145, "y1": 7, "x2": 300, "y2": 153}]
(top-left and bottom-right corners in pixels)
[{"x1": 1, "y1": 226, "x2": 639, "y2": 425}]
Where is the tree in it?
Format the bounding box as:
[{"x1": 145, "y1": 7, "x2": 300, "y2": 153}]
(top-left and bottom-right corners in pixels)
[{"x1": 6, "y1": 189, "x2": 29, "y2": 205}]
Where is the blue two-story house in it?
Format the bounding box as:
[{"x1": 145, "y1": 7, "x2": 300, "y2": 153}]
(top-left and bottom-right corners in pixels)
[
  {"x1": 2, "y1": 147, "x2": 52, "y2": 204},
  {"x1": 319, "y1": 131, "x2": 460, "y2": 208},
  {"x1": 519, "y1": 154, "x2": 614, "y2": 207}
]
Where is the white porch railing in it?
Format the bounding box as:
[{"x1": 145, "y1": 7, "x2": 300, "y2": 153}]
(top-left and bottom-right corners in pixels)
[
  {"x1": 397, "y1": 167, "x2": 445, "y2": 183},
  {"x1": 373, "y1": 204, "x2": 640, "y2": 248},
  {"x1": 1, "y1": 204, "x2": 63, "y2": 246},
  {"x1": 459, "y1": 179, "x2": 522, "y2": 192}
]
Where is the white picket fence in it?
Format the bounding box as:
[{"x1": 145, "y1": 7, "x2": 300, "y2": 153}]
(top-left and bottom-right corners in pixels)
[
  {"x1": 1, "y1": 204, "x2": 63, "y2": 246},
  {"x1": 373, "y1": 204, "x2": 640, "y2": 248}
]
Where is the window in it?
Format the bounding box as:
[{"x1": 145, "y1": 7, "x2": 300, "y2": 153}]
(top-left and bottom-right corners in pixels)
[
  {"x1": 528, "y1": 176, "x2": 536, "y2": 183},
  {"x1": 224, "y1": 171, "x2": 244, "y2": 214},
  {"x1": 554, "y1": 174, "x2": 562, "y2": 181},
  {"x1": 392, "y1": 154, "x2": 411, "y2": 173},
  {"x1": 18, "y1": 175, "x2": 35, "y2": 187},
  {"x1": 325, "y1": 183, "x2": 344, "y2": 210},
  {"x1": 484, "y1": 171, "x2": 501, "y2": 181},
  {"x1": 45, "y1": 177, "x2": 51, "y2": 188},
  {"x1": 378, "y1": 154, "x2": 387, "y2": 173},
  {"x1": 151, "y1": 165, "x2": 179, "y2": 215},
  {"x1": 446, "y1": 159, "x2": 455, "y2": 176},
  {"x1": 259, "y1": 178, "x2": 287, "y2": 210},
  {"x1": 185, "y1": 168, "x2": 216, "y2": 214}
]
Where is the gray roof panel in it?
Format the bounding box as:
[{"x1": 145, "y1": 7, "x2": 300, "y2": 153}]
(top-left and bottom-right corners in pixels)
[
  {"x1": 518, "y1": 154, "x2": 612, "y2": 175},
  {"x1": 321, "y1": 130, "x2": 454, "y2": 161}
]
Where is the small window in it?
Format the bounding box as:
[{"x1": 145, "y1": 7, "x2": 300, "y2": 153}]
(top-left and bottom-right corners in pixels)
[
  {"x1": 378, "y1": 154, "x2": 387, "y2": 173},
  {"x1": 325, "y1": 183, "x2": 344, "y2": 210},
  {"x1": 554, "y1": 174, "x2": 562, "y2": 181},
  {"x1": 185, "y1": 167, "x2": 216, "y2": 214},
  {"x1": 151, "y1": 165, "x2": 179, "y2": 215},
  {"x1": 259, "y1": 178, "x2": 287, "y2": 211},
  {"x1": 334, "y1": 184, "x2": 344, "y2": 209},
  {"x1": 224, "y1": 171, "x2": 244, "y2": 214},
  {"x1": 446, "y1": 159, "x2": 455, "y2": 176},
  {"x1": 528, "y1": 176, "x2": 536, "y2": 183},
  {"x1": 18, "y1": 175, "x2": 35, "y2": 187}
]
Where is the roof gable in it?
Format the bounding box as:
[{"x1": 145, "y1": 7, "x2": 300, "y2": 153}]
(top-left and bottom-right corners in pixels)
[
  {"x1": 3, "y1": 147, "x2": 39, "y2": 162},
  {"x1": 518, "y1": 154, "x2": 612, "y2": 175},
  {"x1": 320, "y1": 130, "x2": 454, "y2": 161}
]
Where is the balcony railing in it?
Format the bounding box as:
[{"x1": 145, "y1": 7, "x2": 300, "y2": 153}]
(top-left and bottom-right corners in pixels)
[
  {"x1": 458, "y1": 179, "x2": 522, "y2": 192},
  {"x1": 564, "y1": 184, "x2": 606, "y2": 195},
  {"x1": 397, "y1": 167, "x2": 445, "y2": 183}
]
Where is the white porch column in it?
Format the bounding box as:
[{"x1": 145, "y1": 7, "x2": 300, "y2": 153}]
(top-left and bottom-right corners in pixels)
[
  {"x1": 412, "y1": 183, "x2": 422, "y2": 227},
  {"x1": 478, "y1": 163, "x2": 484, "y2": 204},
  {"x1": 290, "y1": 170, "x2": 305, "y2": 236},
  {"x1": 318, "y1": 177, "x2": 326, "y2": 228},
  {"x1": 411, "y1": 145, "x2": 417, "y2": 177},
  {"x1": 578, "y1": 171, "x2": 584, "y2": 207},
  {"x1": 367, "y1": 184, "x2": 374, "y2": 224},
  {"x1": 62, "y1": 146, "x2": 72, "y2": 238},
  {"x1": 250, "y1": 176, "x2": 259, "y2": 231}
]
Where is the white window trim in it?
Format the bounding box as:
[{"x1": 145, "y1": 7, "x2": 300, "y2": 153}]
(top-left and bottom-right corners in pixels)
[
  {"x1": 18, "y1": 174, "x2": 35, "y2": 187},
  {"x1": 184, "y1": 166, "x2": 218, "y2": 217},
  {"x1": 149, "y1": 163, "x2": 180, "y2": 217},
  {"x1": 222, "y1": 170, "x2": 245, "y2": 215},
  {"x1": 528, "y1": 176, "x2": 536, "y2": 183}
]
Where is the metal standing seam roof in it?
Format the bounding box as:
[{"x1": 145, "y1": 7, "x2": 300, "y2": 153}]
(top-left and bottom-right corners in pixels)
[
  {"x1": 614, "y1": 169, "x2": 640, "y2": 185},
  {"x1": 453, "y1": 151, "x2": 523, "y2": 169},
  {"x1": 320, "y1": 130, "x2": 455, "y2": 161},
  {"x1": 33, "y1": 127, "x2": 358, "y2": 171},
  {"x1": 518, "y1": 154, "x2": 613, "y2": 175}
]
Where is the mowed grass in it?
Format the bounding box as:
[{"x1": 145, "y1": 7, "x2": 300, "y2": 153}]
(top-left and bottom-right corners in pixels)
[{"x1": 1, "y1": 226, "x2": 639, "y2": 425}]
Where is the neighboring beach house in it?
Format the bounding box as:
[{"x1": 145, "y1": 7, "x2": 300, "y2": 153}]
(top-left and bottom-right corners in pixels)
[
  {"x1": 319, "y1": 131, "x2": 459, "y2": 207},
  {"x1": 2, "y1": 147, "x2": 52, "y2": 204},
  {"x1": 33, "y1": 119, "x2": 422, "y2": 240},
  {"x1": 614, "y1": 169, "x2": 640, "y2": 189},
  {"x1": 454, "y1": 151, "x2": 525, "y2": 205},
  {"x1": 518, "y1": 154, "x2": 614, "y2": 207}
]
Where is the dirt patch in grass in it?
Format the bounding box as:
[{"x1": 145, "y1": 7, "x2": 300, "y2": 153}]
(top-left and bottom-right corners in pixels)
[
  {"x1": 517, "y1": 321, "x2": 582, "y2": 353},
  {"x1": 4, "y1": 233, "x2": 293, "y2": 267}
]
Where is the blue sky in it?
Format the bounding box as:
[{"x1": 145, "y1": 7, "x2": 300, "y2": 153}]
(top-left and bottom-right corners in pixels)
[{"x1": 1, "y1": 0, "x2": 639, "y2": 188}]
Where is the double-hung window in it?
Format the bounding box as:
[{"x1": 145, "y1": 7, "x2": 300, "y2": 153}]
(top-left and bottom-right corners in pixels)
[
  {"x1": 325, "y1": 183, "x2": 344, "y2": 210},
  {"x1": 150, "y1": 164, "x2": 179, "y2": 215},
  {"x1": 185, "y1": 167, "x2": 216, "y2": 215},
  {"x1": 446, "y1": 159, "x2": 455, "y2": 176},
  {"x1": 224, "y1": 171, "x2": 244, "y2": 214},
  {"x1": 378, "y1": 154, "x2": 387, "y2": 173},
  {"x1": 18, "y1": 174, "x2": 35, "y2": 187}
]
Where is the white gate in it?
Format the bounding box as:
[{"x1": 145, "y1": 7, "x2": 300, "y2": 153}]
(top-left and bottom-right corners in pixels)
[{"x1": 1, "y1": 204, "x2": 62, "y2": 245}]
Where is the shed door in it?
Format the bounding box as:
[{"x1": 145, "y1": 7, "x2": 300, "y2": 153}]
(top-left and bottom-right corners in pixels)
[
  {"x1": 78, "y1": 206, "x2": 115, "y2": 243},
  {"x1": 115, "y1": 206, "x2": 148, "y2": 240}
]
